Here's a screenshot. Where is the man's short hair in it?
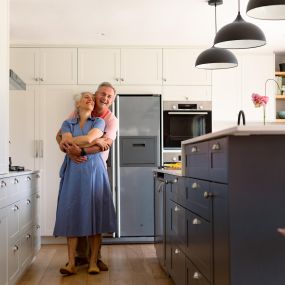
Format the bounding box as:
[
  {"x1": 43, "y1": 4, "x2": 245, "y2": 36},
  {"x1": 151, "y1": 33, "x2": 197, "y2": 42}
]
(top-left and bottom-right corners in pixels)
[{"x1": 96, "y1": 82, "x2": 116, "y2": 95}]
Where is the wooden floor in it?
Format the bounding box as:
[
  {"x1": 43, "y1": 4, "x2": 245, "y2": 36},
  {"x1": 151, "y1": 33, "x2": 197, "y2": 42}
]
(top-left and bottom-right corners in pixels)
[{"x1": 17, "y1": 244, "x2": 174, "y2": 285}]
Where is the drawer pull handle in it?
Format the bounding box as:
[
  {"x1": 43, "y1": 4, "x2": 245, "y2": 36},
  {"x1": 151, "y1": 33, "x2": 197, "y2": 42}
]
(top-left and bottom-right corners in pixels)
[
  {"x1": 26, "y1": 234, "x2": 31, "y2": 239},
  {"x1": 191, "y1": 182, "x2": 198, "y2": 189},
  {"x1": 14, "y1": 178, "x2": 19, "y2": 184},
  {"x1": 13, "y1": 245, "x2": 19, "y2": 252},
  {"x1": 174, "y1": 206, "x2": 180, "y2": 212},
  {"x1": 212, "y1": 143, "x2": 220, "y2": 150},
  {"x1": 174, "y1": 248, "x2": 180, "y2": 254},
  {"x1": 204, "y1": 191, "x2": 213, "y2": 199},
  {"x1": 12, "y1": 205, "x2": 19, "y2": 211},
  {"x1": 193, "y1": 272, "x2": 201, "y2": 279},
  {"x1": 26, "y1": 199, "x2": 31, "y2": 205},
  {"x1": 1, "y1": 181, "x2": 7, "y2": 187},
  {"x1": 192, "y1": 218, "x2": 202, "y2": 225},
  {"x1": 191, "y1": 146, "x2": 198, "y2": 153},
  {"x1": 26, "y1": 176, "x2": 31, "y2": 181}
]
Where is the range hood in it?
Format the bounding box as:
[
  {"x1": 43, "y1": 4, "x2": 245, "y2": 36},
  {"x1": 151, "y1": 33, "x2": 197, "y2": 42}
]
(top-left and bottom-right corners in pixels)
[{"x1": 9, "y1": 69, "x2": 26, "y2": 90}]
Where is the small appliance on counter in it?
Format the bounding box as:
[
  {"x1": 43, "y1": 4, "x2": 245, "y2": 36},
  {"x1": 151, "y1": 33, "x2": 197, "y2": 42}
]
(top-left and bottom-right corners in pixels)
[
  {"x1": 162, "y1": 151, "x2": 182, "y2": 169},
  {"x1": 9, "y1": 157, "x2": 25, "y2": 171}
]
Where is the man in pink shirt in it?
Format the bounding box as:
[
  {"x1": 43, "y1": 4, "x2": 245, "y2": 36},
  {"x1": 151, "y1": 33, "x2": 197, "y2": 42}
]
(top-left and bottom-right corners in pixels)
[{"x1": 57, "y1": 82, "x2": 118, "y2": 272}]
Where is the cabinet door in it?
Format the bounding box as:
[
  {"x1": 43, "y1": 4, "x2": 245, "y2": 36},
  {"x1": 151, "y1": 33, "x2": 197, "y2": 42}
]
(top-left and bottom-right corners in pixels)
[
  {"x1": 0, "y1": 209, "x2": 8, "y2": 285},
  {"x1": 10, "y1": 48, "x2": 40, "y2": 85},
  {"x1": 40, "y1": 48, "x2": 77, "y2": 84},
  {"x1": 121, "y1": 48, "x2": 162, "y2": 85},
  {"x1": 9, "y1": 86, "x2": 37, "y2": 170},
  {"x1": 163, "y1": 48, "x2": 211, "y2": 85},
  {"x1": 8, "y1": 240, "x2": 20, "y2": 285},
  {"x1": 38, "y1": 86, "x2": 80, "y2": 235},
  {"x1": 78, "y1": 48, "x2": 120, "y2": 84}
]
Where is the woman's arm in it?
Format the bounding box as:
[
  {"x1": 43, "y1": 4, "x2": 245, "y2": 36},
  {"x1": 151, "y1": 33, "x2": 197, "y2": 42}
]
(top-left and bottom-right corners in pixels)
[{"x1": 73, "y1": 128, "x2": 103, "y2": 147}]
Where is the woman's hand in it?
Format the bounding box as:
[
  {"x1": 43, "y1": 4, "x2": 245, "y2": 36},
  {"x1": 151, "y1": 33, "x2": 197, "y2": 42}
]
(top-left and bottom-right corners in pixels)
[
  {"x1": 94, "y1": 138, "x2": 110, "y2": 151},
  {"x1": 60, "y1": 137, "x2": 73, "y2": 153}
]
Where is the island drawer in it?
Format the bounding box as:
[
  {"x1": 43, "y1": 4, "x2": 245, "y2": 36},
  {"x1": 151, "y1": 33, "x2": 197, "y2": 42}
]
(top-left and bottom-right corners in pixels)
[{"x1": 186, "y1": 257, "x2": 210, "y2": 285}]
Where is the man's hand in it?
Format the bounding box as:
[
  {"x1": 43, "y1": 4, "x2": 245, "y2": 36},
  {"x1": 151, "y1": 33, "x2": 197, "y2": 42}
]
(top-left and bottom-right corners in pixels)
[
  {"x1": 68, "y1": 153, "x2": 87, "y2": 163},
  {"x1": 94, "y1": 138, "x2": 111, "y2": 151},
  {"x1": 277, "y1": 228, "x2": 285, "y2": 237},
  {"x1": 66, "y1": 143, "x2": 81, "y2": 157},
  {"x1": 59, "y1": 137, "x2": 73, "y2": 153}
]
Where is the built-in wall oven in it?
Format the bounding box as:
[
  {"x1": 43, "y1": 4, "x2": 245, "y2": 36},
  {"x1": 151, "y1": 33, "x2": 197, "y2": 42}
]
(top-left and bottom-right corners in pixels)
[{"x1": 163, "y1": 101, "x2": 212, "y2": 149}]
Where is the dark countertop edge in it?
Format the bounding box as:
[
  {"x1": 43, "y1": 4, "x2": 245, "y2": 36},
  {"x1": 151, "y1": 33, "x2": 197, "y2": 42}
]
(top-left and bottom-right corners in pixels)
[
  {"x1": 0, "y1": 170, "x2": 40, "y2": 178},
  {"x1": 153, "y1": 168, "x2": 182, "y2": 176}
]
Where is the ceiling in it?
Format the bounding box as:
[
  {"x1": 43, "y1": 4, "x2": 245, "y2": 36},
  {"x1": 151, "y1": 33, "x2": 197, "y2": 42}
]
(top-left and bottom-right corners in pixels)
[{"x1": 9, "y1": 0, "x2": 285, "y2": 53}]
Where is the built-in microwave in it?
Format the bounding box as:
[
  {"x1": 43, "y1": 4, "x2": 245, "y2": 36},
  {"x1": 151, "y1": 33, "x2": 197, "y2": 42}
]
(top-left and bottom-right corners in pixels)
[{"x1": 163, "y1": 101, "x2": 212, "y2": 149}]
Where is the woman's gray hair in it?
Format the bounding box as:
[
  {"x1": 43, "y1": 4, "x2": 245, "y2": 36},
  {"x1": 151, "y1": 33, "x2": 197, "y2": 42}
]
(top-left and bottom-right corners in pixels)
[{"x1": 73, "y1": 92, "x2": 94, "y2": 114}]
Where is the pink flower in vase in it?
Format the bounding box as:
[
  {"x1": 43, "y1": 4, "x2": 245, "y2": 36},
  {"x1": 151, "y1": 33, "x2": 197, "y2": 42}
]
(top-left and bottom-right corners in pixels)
[{"x1": 251, "y1": 93, "x2": 269, "y2": 125}]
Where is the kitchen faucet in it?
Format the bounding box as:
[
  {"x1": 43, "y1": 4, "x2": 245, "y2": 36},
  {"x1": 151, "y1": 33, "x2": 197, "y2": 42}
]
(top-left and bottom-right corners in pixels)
[{"x1": 237, "y1": 110, "x2": 246, "y2": 126}]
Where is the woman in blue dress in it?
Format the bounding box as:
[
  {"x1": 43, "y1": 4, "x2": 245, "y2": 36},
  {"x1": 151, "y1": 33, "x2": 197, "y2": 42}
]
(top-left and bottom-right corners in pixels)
[{"x1": 53, "y1": 92, "x2": 116, "y2": 275}]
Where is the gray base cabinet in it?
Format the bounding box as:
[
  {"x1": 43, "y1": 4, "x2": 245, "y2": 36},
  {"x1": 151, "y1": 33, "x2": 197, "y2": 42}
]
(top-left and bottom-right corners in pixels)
[
  {"x1": 155, "y1": 134, "x2": 285, "y2": 285},
  {"x1": 0, "y1": 172, "x2": 41, "y2": 285}
]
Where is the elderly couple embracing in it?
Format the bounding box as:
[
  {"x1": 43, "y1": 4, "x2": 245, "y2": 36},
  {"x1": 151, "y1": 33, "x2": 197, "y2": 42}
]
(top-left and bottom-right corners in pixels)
[{"x1": 53, "y1": 82, "x2": 118, "y2": 275}]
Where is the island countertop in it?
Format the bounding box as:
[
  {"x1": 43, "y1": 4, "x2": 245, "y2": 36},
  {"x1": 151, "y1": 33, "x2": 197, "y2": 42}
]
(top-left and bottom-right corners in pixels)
[{"x1": 181, "y1": 125, "x2": 285, "y2": 145}]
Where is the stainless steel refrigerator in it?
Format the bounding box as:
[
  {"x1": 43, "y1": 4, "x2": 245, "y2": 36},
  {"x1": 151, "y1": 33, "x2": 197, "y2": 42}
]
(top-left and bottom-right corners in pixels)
[{"x1": 109, "y1": 94, "x2": 161, "y2": 240}]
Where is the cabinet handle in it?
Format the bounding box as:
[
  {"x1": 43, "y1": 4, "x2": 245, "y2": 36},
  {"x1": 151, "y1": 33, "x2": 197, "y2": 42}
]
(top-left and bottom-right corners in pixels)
[
  {"x1": 40, "y1": 78, "x2": 44, "y2": 82},
  {"x1": 163, "y1": 78, "x2": 167, "y2": 82},
  {"x1": 193, "y1": 272, "x2": 201, "y2": 279},
  {"x1": 174, "y1": 206, "x2": 180, "y2": 212},
  {"x1": 36, "y1": 174, "x2": 40, "y2": 178},
  {"x1": 191, "y1": 182, "x2": 198, "y2": 189},
  {"x1": 26, "y1": 176, "x2": 31, "y2": 181},
  {"x1": 36, "y1": 225, "x2": 40, "y2": 229},
  {"x1": 26, "y1": 199, "x2": 31, "y2": 205},
  {"x1": 26, "y1": 234, "x2": 31, "y2": 239},
  {"x1": 115, "y1": 78, "x2": 120, "y2": 82},
  {"x1": 1, "y1": 181, "x2": 7, "y2": 187},
  {"x1": 120, "y1": 78, "x2": 124, "y2": 82},
  {"x1": 212, "y1": 143, "x2": 220, "y2": 150},
  {"x1": 203, "y1": 191, "x2": 213, "y2": 199},
  {"x1": 36, "y1": 194, "x2": 40, "y2": 199},
  {"x1": 39, "y1": 140, "x2": 44, "y2": 158},
  {"x1": 192, "y1": 218, "x2": 202, "y2": 225},
  {"x1": 12, "y1": 205, "x2": 19, "y2": 211},
  {"x1": 13, "y1": 245, "x2": 19, "y2": 252},
  {"x1": 34, "y1": 77, "x2": 39, "y2": 82},
  {"x1": 172, "y1": 178, "x2": 178, "y2": 184},
  {"x1": 14, "y1": 178, "x2": 19, "y2": 184},
  {"x1": 191, "y1": 146, "x2": 198, "y2": 153},
  {"x1": 174, "y1": 248, "x2": 180, "y2": 254}
]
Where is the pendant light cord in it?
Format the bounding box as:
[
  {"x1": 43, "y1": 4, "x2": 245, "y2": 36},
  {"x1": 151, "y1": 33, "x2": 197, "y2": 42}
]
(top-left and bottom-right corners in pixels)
[
  {"x1": 215, "y1": 2, "x2": 217, "y2": 34},
  {"x1": 238, "y1": 0, "x2": 240, "y2": 14}
]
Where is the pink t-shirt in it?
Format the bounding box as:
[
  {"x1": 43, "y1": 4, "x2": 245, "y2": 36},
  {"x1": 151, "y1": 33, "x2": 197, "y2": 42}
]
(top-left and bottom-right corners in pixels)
[{"x1": 67, "y1": 109, "x2": 118, "y2": 167}]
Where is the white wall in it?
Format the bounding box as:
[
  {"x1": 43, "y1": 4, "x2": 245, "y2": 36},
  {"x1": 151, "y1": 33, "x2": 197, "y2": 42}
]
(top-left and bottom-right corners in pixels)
[{"x1": 0, "y1": 0, "x2": 9, "y2": 174}]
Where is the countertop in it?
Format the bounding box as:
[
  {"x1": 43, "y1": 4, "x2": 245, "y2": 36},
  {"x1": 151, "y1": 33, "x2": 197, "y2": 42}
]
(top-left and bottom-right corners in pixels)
[
  {"x1": 0, "y1": 170, "x2": 38, "y2": 178},
  {"x1": 181, "y1": 125, "x2": 285, "y2": 145}
]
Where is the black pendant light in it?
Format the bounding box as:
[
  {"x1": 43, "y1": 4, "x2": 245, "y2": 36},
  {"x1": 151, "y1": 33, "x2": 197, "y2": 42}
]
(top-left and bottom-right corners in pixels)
[
  {"x1": 214, "y1": 0, "x2": 266, "y2": 49},
  {"x1": 247, "y1": 0, "x2": 285, "y2": 20},
  {"x1": 195, "y1": 0, "x2": 238, "y2": 70}
]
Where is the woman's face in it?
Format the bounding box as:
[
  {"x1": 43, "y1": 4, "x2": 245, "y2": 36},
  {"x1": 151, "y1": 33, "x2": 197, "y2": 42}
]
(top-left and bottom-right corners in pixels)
[{"x1": 77, "y1": 92, "x2": 94, "y2": 111}]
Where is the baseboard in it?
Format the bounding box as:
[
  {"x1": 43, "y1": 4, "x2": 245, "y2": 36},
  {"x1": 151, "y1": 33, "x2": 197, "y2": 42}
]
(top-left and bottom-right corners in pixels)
[{"x1": 41, "y1": 236, "x2": 154, "y2": 245}]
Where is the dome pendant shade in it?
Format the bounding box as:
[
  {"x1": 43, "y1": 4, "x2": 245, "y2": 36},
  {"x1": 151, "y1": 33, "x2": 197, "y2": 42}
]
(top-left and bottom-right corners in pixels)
[
  {"x1": 247, "y1": 0, "x2": 285, "y2": 20},
  {"x1": 195, "y1": 47, "x2": 238, "y2": 69},
  {"x1": 213, "y1": 13, "x2": 266, "y2": 49}
]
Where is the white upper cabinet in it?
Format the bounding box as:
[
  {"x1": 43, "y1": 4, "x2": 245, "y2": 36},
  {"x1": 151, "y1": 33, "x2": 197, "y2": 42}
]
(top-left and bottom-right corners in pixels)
[
  {"x1": 10, "y1": 48, "x2": 77, "y2": 85},
  {"x1": 78, "y1": 48, "x2": 120, "y2": 85},
  {"x1": 78, "y1": 48, "x2": 162, "y2": 85},
  {"x1": 162, "y1": 48, "x2": 212, "y2": 86},
  {"x1": 120, "y1": 48, "x2": 162, "y2": 85}
]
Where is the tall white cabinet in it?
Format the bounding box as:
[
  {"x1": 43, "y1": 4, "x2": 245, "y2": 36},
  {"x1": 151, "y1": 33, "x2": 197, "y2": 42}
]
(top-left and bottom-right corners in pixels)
[{"x1": 0, "y1": 0, "x2": 9, "y2": 174}]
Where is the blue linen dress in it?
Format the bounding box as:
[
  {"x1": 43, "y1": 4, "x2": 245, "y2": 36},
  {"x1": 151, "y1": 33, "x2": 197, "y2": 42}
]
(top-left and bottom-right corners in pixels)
[{"x1": 53, "y1": 117, "x2": 117, "y2": 237}]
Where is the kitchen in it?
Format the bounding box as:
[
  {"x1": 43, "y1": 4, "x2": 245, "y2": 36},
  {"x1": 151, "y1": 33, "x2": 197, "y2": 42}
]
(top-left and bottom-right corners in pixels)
[{"x1": 1, "y1": 0, "x2": 285, "y2": 285}]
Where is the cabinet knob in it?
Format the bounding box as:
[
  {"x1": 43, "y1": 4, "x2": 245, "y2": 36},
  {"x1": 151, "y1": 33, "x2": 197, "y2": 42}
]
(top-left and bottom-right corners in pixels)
[
  {"x1": 12, "y1": 205, "x2": 19, "y2": 211},
  {"x1": 191, "y1": 182, "x2": 198, "y2": 189},
  {"x1": 163, "y1": 78, "x2": 167, "y2": 82},
  {"x1": 34, "y1": 77, "x2": 39, "y2": 82},
  {"x1": 26, "y1": 234, "x2": 31, "y2": 239},
  {"x1": 115, "y1": 78, "x2": 119, "y2": 82},
  {"x1": 1, "y1": 181, "x2": 7, "y2": 188},
  {"x1": 193, "y1": 272, "x2": 201, "y2": 279},
  {"x1": 191, "y1": 146, "x2": 198, "y2": 153},
  {"x1": 172, "y1": 178, "x2": 178, "y2": 184},
  {"x1": 13, "y1": 245, "x2": 19, "y2": 252},
  {"x1": 40, "y1": 78, "x2": 44, "y2": 81},
  {"x1": 36, "y1": 194, "x2": 40, "y2": 199},
  {"x1": 14, "y1": 178, "x2": 19, "y2": 184},
  {"x1": 174, "y1": 248, "x2": 180, "y2": 254},
  {"x1": 26, "y1": 176, "x2": 31, "y2": 181},
  {"x1": 36, "y1": 174, "x2": 40, "y2": 178},
  {"x1": 26, "y1": 199, "x2": 31, "y2": 205},
  {"x1": 204, "y1": 191, "x2": 213, "y2": 199},
  {"x1": 120, "y1": 78, "x2": 124, "y2": 82},
  {"x1": 192, "y1": 218, "x2": 202, "y2": 225},
  {"x1": 174, "y1": 206, "x2": 180, "y2": 212},
  {"x1": 212, "y1": 143, "x2": 220, "y2": 150},
  {"x1": 36, "y1": 225, "x2": 40, "y2": 229}
]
